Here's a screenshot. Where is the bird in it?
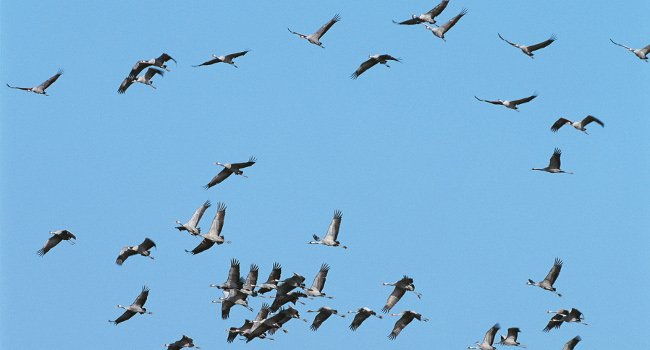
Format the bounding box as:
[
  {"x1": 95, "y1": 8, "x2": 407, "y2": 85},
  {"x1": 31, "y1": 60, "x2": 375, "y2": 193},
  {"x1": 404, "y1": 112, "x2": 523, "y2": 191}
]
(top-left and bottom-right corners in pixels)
[
  {"x1": 228, "y1": 303, "x2": 272, "y2": 343},
  {"x1": 393, "y1": 0, "x2": 449, "y2": 25},
  {"x1": 241, "y1": 263, "x2": 259, "y2": 296},
  {"x1": 474, "y1": 93, "x2": 537, "y2": 111},
  {"x1": 109, "y1": 286, "x2": 152, "y2": 325},
  {"x1": 186, "y1": 202, "x2": 230, "y2": 255},
  {"x1": 498, "y1": 33, "x2": 556, "y2": 58},
  {"x1": 468, "y1": 323, "x2": 501, "y2": 350},
  {"x1": 309, "y1": 210, "x2": 348, "y2": 248},
  {"x1": 7, "y1": 69, "x2": 63, "y2": 96},
  {"x1": 244, "y1": 307, "x2": 305, "y2": 343},
  {"x1": 164, "y1": 335, "x2": 200, "y2": 350},
  {"x1": 257, "y1": 262, "x2": 282, "y2": 295},
  {"x1": 350, "y1": 54, "x2": 400, "y2": 79},
  {"x1": 115, "y1": 237, "x2": 156, "y2": 265},
  {"x1": 212, "y1": 289, "x2": 253, "y2": 319},
  {"x1": 37, "y1": 229, "x2": 76, "y2": 256},
  {"x1": 117, "y1": 67, "x2": 164, "y2": 94},
  {"x1": 176, "y1": 200, "x2": 211, "y2": 236},
  {"x1": 307, "y1": 307, "x2": 345, "y2": 331},
  {"x1": 348, "y1": 307, "x2": 383, "y2": 331},
  {"x1": 423, "y1": 8, "x2": 467, "y2": 41},
  {"x1": 610, "y1": 39, "x2": 650, "y2": 61},
  {"x1": 531, "y1": 149, "x2": 573, "y2": 174},
  {"x1": 134, "y1": 53, "x2": 176, "y2": 74},
  {"x1": 275, "y1": 272, "x2": 306, "y2": 296},
  {"x1": 563, "y1": 336, "x2": 582, "y2": 350},
  {"x1": 205, "y1": 156, "x2": 256, "y2": 189},
  {"x1": 270, "y1": 291, "x2": 308, "y2": 313},
  {"x1": 388, "y1": 311, "x2": 428, "y2": 339},
  {"x1": 210, "y1": 258, "x2": 242, "y2": 290},
  {"x1": 193, "y1": 50, "x2": 250, "y2": 68},
  {"x1": 382, "y1": 275, "x2": 421, "y2": 313},
  {"x1": 288, "y1": 14, "x2": 340, "y2": 48},
  {"x1": 544, "y1": 308, "x2": 588, "y2": 331},
  {"x1": 550, "y1": 115, "x2": 604, "y2": 134},
  {"x1": 304, "y1": 263, "x2": 333, "y2": 298},
  {"x1": 499, "y1": 327, "x2": 526, "y2": 347},
  {"x1": 527, "y1": 258, "x2": 564, "y2": 295}
]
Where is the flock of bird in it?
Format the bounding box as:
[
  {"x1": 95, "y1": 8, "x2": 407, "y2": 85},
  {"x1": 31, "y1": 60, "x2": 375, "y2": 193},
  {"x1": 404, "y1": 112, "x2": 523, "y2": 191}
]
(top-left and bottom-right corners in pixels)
[{"x1": 9, "y1": 0, "x2": 646, "y2": 348}]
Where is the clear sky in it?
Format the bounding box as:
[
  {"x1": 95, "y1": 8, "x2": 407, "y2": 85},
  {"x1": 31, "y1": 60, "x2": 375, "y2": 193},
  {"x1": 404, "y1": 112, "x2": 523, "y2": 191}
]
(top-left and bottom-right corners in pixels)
[{"x1": 1, "y1": 1, "x2": 648, "y2": 349}]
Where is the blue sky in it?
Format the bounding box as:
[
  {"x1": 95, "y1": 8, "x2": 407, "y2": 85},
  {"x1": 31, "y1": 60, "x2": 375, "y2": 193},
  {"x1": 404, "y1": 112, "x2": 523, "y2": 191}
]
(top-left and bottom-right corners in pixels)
[{"x1": 1, "y1": 0, "x2": 648, "y2": 349}]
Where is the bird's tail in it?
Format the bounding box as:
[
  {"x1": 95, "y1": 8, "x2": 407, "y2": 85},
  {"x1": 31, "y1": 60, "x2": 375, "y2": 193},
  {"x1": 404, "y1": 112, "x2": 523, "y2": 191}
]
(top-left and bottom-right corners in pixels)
[{"x1": 37, "y1": 248, "x2": 46, "y2": 256}]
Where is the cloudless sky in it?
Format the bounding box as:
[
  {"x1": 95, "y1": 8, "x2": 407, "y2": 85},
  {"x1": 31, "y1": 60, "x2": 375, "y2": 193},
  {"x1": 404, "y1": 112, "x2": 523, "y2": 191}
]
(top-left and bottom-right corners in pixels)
[{"x1": 1, "y1": 1, "x2": 648, "y2": 349}]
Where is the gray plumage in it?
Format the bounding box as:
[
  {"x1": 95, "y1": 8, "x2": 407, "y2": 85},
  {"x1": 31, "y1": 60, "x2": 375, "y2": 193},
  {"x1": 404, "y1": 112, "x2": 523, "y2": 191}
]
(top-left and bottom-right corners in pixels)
[
  {"x1": 37, "y1": 229, "x2": 76, "y2": 256},
  {"x1": 288, "y1": 14, "x2": 340, "y2": 48},
  {"x1": 7, "y1": 69, "x2": 63, "y2": 96},
  {"x1": 115, "y1": 237, "x2": 156, "y2": 265}
]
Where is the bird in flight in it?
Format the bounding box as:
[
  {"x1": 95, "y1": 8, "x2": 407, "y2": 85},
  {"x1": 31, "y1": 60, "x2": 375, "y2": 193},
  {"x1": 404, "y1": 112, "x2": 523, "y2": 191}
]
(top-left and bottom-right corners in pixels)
[
  {"x1": 550, "y1": 115, "x2": 604, "y2": 134},
  {"x1": 498, "y1": 33, "x2": 556, "y2": 58},
  {"x1": 37, "y1": 229, "x2": 76, "y2": 256},
  {"x1": 423, "y1": 8, "x2": 467, "y2": 41},
  {"x1": 7, "y1": 70, "x2": 63, "y2": 96},
  {"x1": 609, "y1": 39, "x2": 650, "y2": 61},
  {"x1": 527, "y1": 258, "x2": 564, "y2": 295},
  {"x1": 109, "y1": 286, "x2": 152, "y2": 325},
  {"x1": 393, "y1": 0, "x2": 449, "y2": 25},
  {"x1": 288, "y1": 14, "x2": 340, "y2": 48},
  {"x1": 474, "y1": 93, "x2": 537, "y2": 111},
  {"x1": 193, "y1": 50, "x2": 250, "y2": 68},
  {"x1": 531, "y1": 149, "x2": 573, "y2": 174},
  {"x1": 351, "y1": 54, "x2": 400, "y2": 79},
  {"x1": 118, "y1": 68, "x2": 164, "y2": 94},
  {"x1": 115, "y1": 238, "x2": 156, "y2": 265}
]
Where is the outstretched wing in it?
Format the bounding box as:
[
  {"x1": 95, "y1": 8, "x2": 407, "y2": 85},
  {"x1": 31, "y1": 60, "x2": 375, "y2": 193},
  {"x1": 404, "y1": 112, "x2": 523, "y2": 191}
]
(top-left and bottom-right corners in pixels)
[
  {"x1": 205, "y1": 168, "x2": 232, "y2": 189},
  {"x1": 382, "y1": 287, "x2": 406, "y2": 313},
  {"x1": 563, "y1": 336, "x2": 582, "y2": 350},
  {"x1": 158, "y1": 53, "x2": 177, "y2": 64},
  {"x1": 543, "y1": 257, "x2": 563, "y2": 285},
  {"x1": 388, "y1": 314, "x2": 413, "y2": 340},
  {"x1": 393, "y1": 17, "x2": 422, "y2": 25},
  {"x1": 208, "y1": 202, "x2": 227, "y2": 237},
  {"x1": 550, "y1": 118, "x2": 571, "y2": 132},
  {"x1": 110, "y1": 309, "x2": 136, "y2": 325},
  {"x1": 225, "y1": 50, "x2": 250, "y2": 61},
  {"x1": 427, "y1": 0, "x2": 450, "y2": 17},
  {"x1": 609, "y1": 38, "x2": 634, "y2": 51},
  {"x1": 313, "y1": 14, "x2": 340, "y2": 39},
  {"x1": 144, "y1": 68, "x2": 164, "y2": 80},
  {"x1": 139, "y1": 238, "x2": 156, "y2": 251},
  {"x1": 232, "y1": 156, "x2": 257, "y2": 169},
  {"x1": 38, "y1": 70, "x2": 63, "y2": 90},
  {"x1": 310, "y1": 263, "x2": 330, "y2": 292},
  {"x1": 128, "y1": 60, "x2": 152, "y2": 78},
  {"x1": 507, "y1": 327, "x2": 521, "y2": 341},
  {"x1": 543, "y1": 313, "x2": 565, "y2": 332},
  {"x1": 498, "y1": 33, "x2": 521, "y2": 48},
  {"x1": 528, "y1": 34, "x2": 556, "y2": 52},
  {"x1": 310, "y1": 311, "x2": 331, "y2": 331},
  {"x1": 511, "y1": 93, "x2": 537, "y2": 105},
  {"x1": 351, "y1": 58, "x2": 379, "y2": 79},
  {"x1": 324, "y1": 210, "x2": 342, "y2": 241},
  {"x1": 639, "y1": 44, "x2": 650, "y2": 55},
  {"x1": 474, "y1": 96, "x2": 502, "y2": 105},
  {"x1": 548, "y1": 149, "x2": 562, "y2": 170},
  {"x1": 37, "y1": 235, "x2": 64, "y2": 256},
  {"x1": 581, "y1": 115, "x2": 604, "y2": 128},
  {"x1": 133, "y1": 286, "x2": 150, "y2": 307},
  {"x1": 438, "y1": 9, "x2": 467, "y2": 34},
  {"x1": 6, "y1": 84, "x2": 31, "y2": 91},
  {"x1": 116, "y1": 246, "x2": 136, "y2": 265},
  {"x1": 188, "y1": 200, "x2": 211, "y2": 228},
  {"x1": 186, "y1": 238, "x2": 215, "y2": 255},
  {"x1": 117, "y1": 76, "x2": 134, "y2": 94},
  {"x1": 193, "y1": 57, "x2": 222, "y2": 67},
  {"x1": 483, "y1": 323, "x2": 501, "y2": 346},
  {"x1": 350, "y1": 312, "x2": 369, "y2": 330},
  {"x1": 227, "y1": 258, "x2": 242, "y2": 287},
  {"x1": 244, "y1": 264, "x2": 259, "y2": 292}
]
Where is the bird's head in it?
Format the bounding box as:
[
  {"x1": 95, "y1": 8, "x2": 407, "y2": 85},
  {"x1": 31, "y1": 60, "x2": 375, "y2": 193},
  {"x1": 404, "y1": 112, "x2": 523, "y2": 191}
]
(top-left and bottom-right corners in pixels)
[{"x1": 411, "y1": 14, "x2": 417, "y2": 19}]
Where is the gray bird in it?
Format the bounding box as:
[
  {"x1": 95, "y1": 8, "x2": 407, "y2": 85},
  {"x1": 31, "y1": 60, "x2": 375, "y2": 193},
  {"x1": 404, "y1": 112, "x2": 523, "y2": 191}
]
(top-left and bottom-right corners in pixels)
[
  {"x1": 388, "y1": 311, "x2": 428, "y2": 339},
  {"x1": 468, "y1": 323, "x2": 501, "y2": 350},
  {"x1": 393, "y1": 0, "x2": 449, "y2": 25},
  {"x1": 498, "y1": 33, "x2": 556, "y2": 58},
  {"x1": 37, "y1": 229, "x2": 76, "y2": 256},
  {"x1": 193, "y1": 50, "x2": 250, "y2": 68},
  {"x1": 348, "y1": 307, "x2": 382, "y2": 331},
  {"x1": 164, "y1": 335, "x2": 200, "y2": 350},
  {"x1": 474, "y1": 93, "x2": 537, "y2": 111},
  {"x1": 351, "y1": 55, "x2": 401, "y2": 79},
  {"x1": 7, "y1": 70, "x2": 63, "y2": 96},
  {"x1": 531, "y1": 150, "x2": 573, "y2": 174},
  {"x1": 257, "y1": 262, "x2": 282, "y2": 295},
  {"x1": 288, "y1": 14, "x2": 340, "y2": 48},
  {"x1": 304, "y1": 263, "x2": 333, "y2": 298},
  {"x1": 499, "y1": 327, "x2": 526, "y2": 347},
  {"x1": 309, "y1": 210, "x2": 348, "y2": 248},
  {"x1": 176, "y1": 200, "x2": 211, "y2": 236},
  {"x1": 307, "y1": 307, "x2": 345, "y2": 331},
  {"x1": 109, "y1": 286, "x2": 152, "y2": 325},
  {"x1": 186, "y1": 202, "x2": 230, "y2": 255},
  {"x1": 205, "y1": 156, "x2": 256, "y2": 189},
  {"x1": 528, "y1": 258, "x2": 563, "y2": 295},
  {"x1": 551, "y1": 115, "x2": 604, "y2": 134},
  {"x1": 115, "y1": 237, "x2": 156, "y2": 265},
  {"x1": 382, "y1": 275, "x2": 421, "y2": 313},
  {"x1": 563, "y1": 336, "x2": 582, "y2": 350},
  {"x1": 610, "y1": 39, "x2": 650, "y2": 61},
  {"x1": 423, "y1": 8, "x2": 467, "y2": 41},
  {"x1": 118, "y1": 67, "x2": 164, "y2": 94}
]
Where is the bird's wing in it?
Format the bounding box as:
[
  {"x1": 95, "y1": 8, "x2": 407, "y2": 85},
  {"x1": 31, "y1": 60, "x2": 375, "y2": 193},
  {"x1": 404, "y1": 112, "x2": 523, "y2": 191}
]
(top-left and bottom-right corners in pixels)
[
  {"x1": 189, "y1": 200, "x2": 211, "y2": 227},
  {"x1": 498, "y1": 33, "x2": 521, "y2": 48},
  {"x1": 187, "y1": 239, "x2": 215, "y2": 255},
  {"x1": 158, "y1": 53, "x2": 177, "y2": 64},
  {"x1": 393, "y1": 17, "x2": 422, "y2": 25},
  {"x1": 382, "y1": 287, "x2": 406, "y2": 313},
  {"x1": 209, "y1": 202, "x2": 227, "y2": 236},
  {"x1": 244, "y1": 264, "x2": 259, "y2": 291},
  {"x1": 227, "y1": 258, "x2": 241, "y2": 287},
  {"x1": 205, "y1": 168, "x2": 232, "y2": 189},
  {"x1": 116, "y1": 246, "x2": 136, "y2": 265},
  {"x1": 544, "y1": 257, "x2": 563, "y2": 284},
  {"x1": 255, "y1": 303, "x2": 271, "y2": 322},
  {"x1": 221, "y1": 299, "x2": 235, "y2": 319},
  {"x1": 37, "y1": 235, "x2": 64, "y2": 256},
  {"x1": 563, "y1": 336, "x2": 582, "y2": 350},
  {"x1": 231, "y1": 156, "x2": 257, "y2": 169},
  {"x1": 388, "y1": 314, "x2": 413, "y2": 339},
  {"x1": 324, "y1": 210, "x2": 342, "y2": 241},
  {"x1": 474, "y1": 96, "x2": 502, "y2": 105},
  {"x1": 427, "y1": 0, "x2": 450, "y2": 17},
  {"x1": 193, "y1": 57, "x2": 221, "y2": 67},
  {"x1": 507, "y1": 327, "x2": 520, "y2": 340},
  {"x1": 129, "y1": 61, "x2": 151, "y2": 78},
  {"x1": 6, "y1": 83, "x2": 31, "y2": 91},
  {"x1": 38, "y1": 70, "x2": 63, "y2": 90},
  {"x1": 511, "y1": 93, "x2": 537, "y2": 105},
  {"x1": 378, "y1": 54, "x2": 401, "y2": 63},
  {"x1": 313, "y1": 14, "x2": 340, "y2": 39},
  {"x1": 350, "y1": 312, "x2": 369, "y2": 330},
  {"x1": 484, "y1": 323, "x2": 501, "y2": 345},
  {"x1": 133, "y1": 286, "x2": 150, "y2": 306},
  {"x1": 543, "y1": 313, "x2": 564, "y2": 332},
  {"x1": 639, "y1": 44, "x2": 650, "y2": 55},
  {"x1": 528, "y1": 35, "x2": 557, "y2": 52},
  {"x1": 351, "y1": 58, "x2": 379, "y2": 79},
  {"x1": 117, "y1": 77, "x2": 134, "y2": 94},
  {"x1": 550, "y1": 118, "x2": 571, "y2": 132},
  {"x1": 609, "y1": 39, "x2": 634, "y2": 51},
  {"x1": 111, "y1": 309, "x2": 136, "y2": 324},
  {"x1": 61, "y1": 230, "x2": 76, "y2": 240},
  {"x1": 438, "y1": 9, "x2": 467, "y2": 34},
  {"x1": 140, "y1": 238, "x2": 156, "y2": 251},
  {"x1": 311, "y1": 263, "x2": 330, "y2": 291},
  {"x1": 582, "y1": 115, "x2": 604, "y2": 128},
  {"x1": 225, "y1": 50, "x2": 250, "y2": 60},
  {"x1": 267, "y1": 262, "x2": 282, "y2": 284},
  {"x1": 568, "y1": 308, "x2": 583, "y2": 320},
  {"x1": 310, "y1": 311, "x2": 331, "y2": 331},
  {"x1": 144, "y1": 67, "x2": 164, "y2": 80},
  {"x1": 548, "y1": 149, "x2": 562, "y2": 170}
]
